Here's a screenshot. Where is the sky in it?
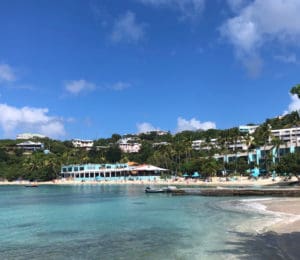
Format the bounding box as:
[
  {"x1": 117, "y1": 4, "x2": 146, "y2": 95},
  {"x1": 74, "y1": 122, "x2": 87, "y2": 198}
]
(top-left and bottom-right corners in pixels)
[{"x1": 1, "y1": 0, "x2": 300, "y2": 140}]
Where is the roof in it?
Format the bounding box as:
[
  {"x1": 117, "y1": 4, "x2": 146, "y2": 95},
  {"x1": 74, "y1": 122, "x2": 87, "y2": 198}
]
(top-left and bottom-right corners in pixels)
[
  {"x1": 133, "y1": 164, "x2": 167, "y2": 171},
  {"x1": 17, "y1": 141, "x2": 43, "y2": 146}
]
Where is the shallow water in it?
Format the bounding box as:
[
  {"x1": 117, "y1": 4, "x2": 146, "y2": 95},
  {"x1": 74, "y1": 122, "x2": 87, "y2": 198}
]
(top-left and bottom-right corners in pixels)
[{"x1": 0, "y1": 185, "x2": 282, "y2": 259}]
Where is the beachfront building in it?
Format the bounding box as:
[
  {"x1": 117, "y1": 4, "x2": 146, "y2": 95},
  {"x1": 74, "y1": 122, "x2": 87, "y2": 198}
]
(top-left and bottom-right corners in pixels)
[
  {"x1": 16, "y1": 133, "x2": 46, "y2": 140},
  {"x1": 60, "y1": 163, "x2": 167, "y2": 181},
  {"x1": 118, "y1": 138, "x2": 141, "y2": 153},
  {"x1": 17, "y1": 141, "x2": 44, "y2": 151},
  {"x1": 214, "y1": 142, "x2": 299, "y2": 168},
  {"x1": 72, "y1": 139, "x2": 94, "y2": 150}
]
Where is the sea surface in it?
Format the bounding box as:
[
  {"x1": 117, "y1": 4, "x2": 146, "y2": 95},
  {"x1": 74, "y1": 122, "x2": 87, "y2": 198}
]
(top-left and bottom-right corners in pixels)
[{"x1": 0, "y1": 185, "x2": 286, "y2": 259}]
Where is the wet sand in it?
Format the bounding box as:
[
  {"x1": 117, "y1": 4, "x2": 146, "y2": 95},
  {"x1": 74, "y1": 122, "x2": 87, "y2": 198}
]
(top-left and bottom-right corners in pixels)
[
  {"x1": 261, "y1": 198, "x2": 300, "y2": 233},
  {"x1": 239, "y1": 198, "x2": 300, "y2": 259}
]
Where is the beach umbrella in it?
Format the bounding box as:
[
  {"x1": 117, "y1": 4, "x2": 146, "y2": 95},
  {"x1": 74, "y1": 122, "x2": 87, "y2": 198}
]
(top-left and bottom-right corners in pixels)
[
  {"x1": 192, "y1": 172, "x2": 200, "y2": 178},
  {"x1": 183, "y1": 173, "x2": 189, "y2": 177}
]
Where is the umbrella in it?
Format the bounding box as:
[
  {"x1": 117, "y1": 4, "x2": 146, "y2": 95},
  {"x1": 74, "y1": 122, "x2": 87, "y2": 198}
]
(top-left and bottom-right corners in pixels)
[
  {"x1": 183, "y1": 173, "x2": 189, "y2": 177},
  {"x1": 192, "y1": 172, "x2": 200, "y2": 178}
]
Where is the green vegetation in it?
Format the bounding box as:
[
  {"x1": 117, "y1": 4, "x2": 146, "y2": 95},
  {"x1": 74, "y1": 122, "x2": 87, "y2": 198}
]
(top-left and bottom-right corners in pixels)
[
  {"x1": 290, "y1": 84, "x2": 300, "y2": 98},
  {"x1": 1, "y1": 87, "x2": 300, "y2": 181}
]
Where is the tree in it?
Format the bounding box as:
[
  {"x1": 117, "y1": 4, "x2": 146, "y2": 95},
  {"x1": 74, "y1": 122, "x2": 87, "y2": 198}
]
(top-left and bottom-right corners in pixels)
[
  {"x1": 290, "y1": 84, "x2": 300, "y2": 98},
  {"x1": 200, "y1": 158, "x2": 221, "y2": 177},
  {"x1": 110, "y1": 134, "x2": 122, "y2": 144},
  {"x1": 106, "y1": 145, "x2": 122, "y2": 163},
  {"x1": 276, "y1": 152, "x2": 300, "y2": 181}
]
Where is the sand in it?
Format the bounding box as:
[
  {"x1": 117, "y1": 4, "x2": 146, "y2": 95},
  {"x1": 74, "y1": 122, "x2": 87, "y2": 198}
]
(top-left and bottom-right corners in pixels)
[
  {"x1": 259, "y1": 198, "x2": 300, "y2": 234},
  {"x1": 0, "y1": 175, "x2": 298, "y2": 187}
]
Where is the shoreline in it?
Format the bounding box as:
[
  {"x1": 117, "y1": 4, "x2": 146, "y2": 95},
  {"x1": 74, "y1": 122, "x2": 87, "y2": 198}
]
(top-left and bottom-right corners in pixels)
[
  {"x1": 235, "y1": 198, "x2": 300, "y2": 259},
  {"x1": 259, "y1": 198, "x2": 300, "y2": 234},
  {"x1": 0, "y1": 176, "x2": 298, "y2": 187}
]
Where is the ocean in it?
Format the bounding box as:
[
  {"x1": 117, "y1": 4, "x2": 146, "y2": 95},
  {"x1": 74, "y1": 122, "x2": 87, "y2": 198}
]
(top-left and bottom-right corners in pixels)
[{"x1": 0, "y1": 185, "x2": 286, "y2": 259}]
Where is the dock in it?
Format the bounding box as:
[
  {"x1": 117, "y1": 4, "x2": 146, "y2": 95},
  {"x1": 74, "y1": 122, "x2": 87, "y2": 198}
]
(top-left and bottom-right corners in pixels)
[{"x1": 171, "y1": 187, "x2": 300, "y2": 197}]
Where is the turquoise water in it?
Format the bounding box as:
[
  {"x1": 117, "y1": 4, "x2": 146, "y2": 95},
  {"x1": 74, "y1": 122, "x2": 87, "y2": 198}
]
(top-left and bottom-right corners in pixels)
[{"x1": 0, "y1": 185, "x2": 274, "y2": 259}]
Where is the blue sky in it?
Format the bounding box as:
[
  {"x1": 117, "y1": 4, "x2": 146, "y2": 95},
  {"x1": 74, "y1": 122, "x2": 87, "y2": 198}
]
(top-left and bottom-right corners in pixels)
[{"x1": 1, "y1": 0, "x2": 300, "y2": 140}]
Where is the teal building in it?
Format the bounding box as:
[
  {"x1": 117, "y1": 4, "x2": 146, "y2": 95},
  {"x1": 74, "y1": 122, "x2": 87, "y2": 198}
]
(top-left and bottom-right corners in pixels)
[{"x1": 60, "y1": 163, "x2": 164, "y2": 181}]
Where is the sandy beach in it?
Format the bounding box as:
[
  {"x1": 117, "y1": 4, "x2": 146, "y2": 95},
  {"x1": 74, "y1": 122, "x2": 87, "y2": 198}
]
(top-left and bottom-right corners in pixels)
[
  {"x1": 0, "y1": 175, "x2": 298, "y2": 187},
  {"x1": 260, "y1": 198, "x2": 300, "y2": 234},
  {"x1": 235, "y1": 198, "x2": 300, "y2": 259}
]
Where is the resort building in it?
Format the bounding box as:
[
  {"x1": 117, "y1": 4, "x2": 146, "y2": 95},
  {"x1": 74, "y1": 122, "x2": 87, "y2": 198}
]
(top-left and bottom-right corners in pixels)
[
  {"x1": 16, "y1": 133, "x2": 46, "y2": 140},
  {"x1": 214, "y1": 142, "x2": 298, "y2": 167},
  {"x1": 141, "y1": 130, "x2": 169, "y2": 136},
  {"x1": 153, "y1": 142, "x2": 170, "y2": 148},
  {"x1": 72, "y1": 139, "x2": 94, "y2": 150},
  {"x1": 192, "y1": 139, "x2": 219, "y2": 151},
  {"x1": 238, "y1": 125, "x2": 259, "y2": 134},
  {"x1": 227, "y1": 138, "x2": 248, "y2": 151},
  {"x1": 60, "y1": 163, "x2": 166, "y2": 181},
  {"x1": 17, "y1": 141, "x2": 44, "y2": 151},
  {"x1": 118, "y1": 138, "x2": 141, "y2": 153},
  {"x1": 271, "y1": 127, "x2": 300, "y2": 146},
  {"x1": 192, "y1": 140, "x2": 202, "y2": 150}
]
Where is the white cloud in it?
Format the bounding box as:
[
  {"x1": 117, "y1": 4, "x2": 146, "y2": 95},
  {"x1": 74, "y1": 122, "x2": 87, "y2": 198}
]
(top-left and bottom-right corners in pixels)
[
  {"x1": 0, "y1": 63, "x2": 16, "y2": 82},
  {"x1": 111, "y1": 11, "x2": 145, "y2": 43},
  {"x1": 176, "y1": 117, "x2": 216, "y2": 132},
  {"x1": 108, "y1": 81, "x2": 131, "y2": 91},
  {"x1": 65, "y1": 79, "x2": 95, "y2": 95},
  {"x1": 284, "y1": 94, "x2": 300, "y2": 115},
  {"x1": 221, "y1": 0, "x2": 300, "y2": 75},
  {"x1": 0, "y1": 103, "x2": 66, "y2": 138},
  {"x1": 137, "y1": 122, "x2": 160, "y2": 133},
  {"x1": 137, "y1": 0, "x2": 205, "y2": 20},
  {"x1": 274, "y1": 53, "x2": 298, "y2": 64}
]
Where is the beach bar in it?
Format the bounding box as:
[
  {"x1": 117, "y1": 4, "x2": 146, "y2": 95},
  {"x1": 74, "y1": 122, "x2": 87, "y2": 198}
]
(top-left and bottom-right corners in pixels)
[{"x1": 60, "y1": 163, "x2": 166, "y2": 181}]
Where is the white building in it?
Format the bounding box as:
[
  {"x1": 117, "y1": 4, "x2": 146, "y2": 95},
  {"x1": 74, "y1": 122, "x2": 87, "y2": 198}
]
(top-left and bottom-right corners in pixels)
[
  {"x1": 118, "y1": 138, "x2": 141, "y2": 153},
  {"x1": 140, "y1": 130, "x2": 169, "y2": 136},
  {"x1": 153, "y1": 142, "x2": 170, "y2": 147},
  {"x1": 72, "y1": 139, "x2": 94, "y2": 150},
  {"x1": 192, "y1": 139, "x2": 219, "y2": 151},
  {"x1": 192, "y1": 138, "x2": 248, "y2": 151},
  {"x1": 271, "y1": 127, "x2": 300, "y2": 146},
  {"x1": 227, "y1": 138, "x2": 248, "y2": 151},
  {"x1": 17, "y1": 141, "x2": 44, "y2": 151},
  {"x1": 239, "y1": 125, "x2": 259, "y2": 134},
  {"x1": 192, "y1": 140, "x2": 205, "y2": 150},
  {"x1": 17, "y1": 133, "x2": 46, "y2": 140}
]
